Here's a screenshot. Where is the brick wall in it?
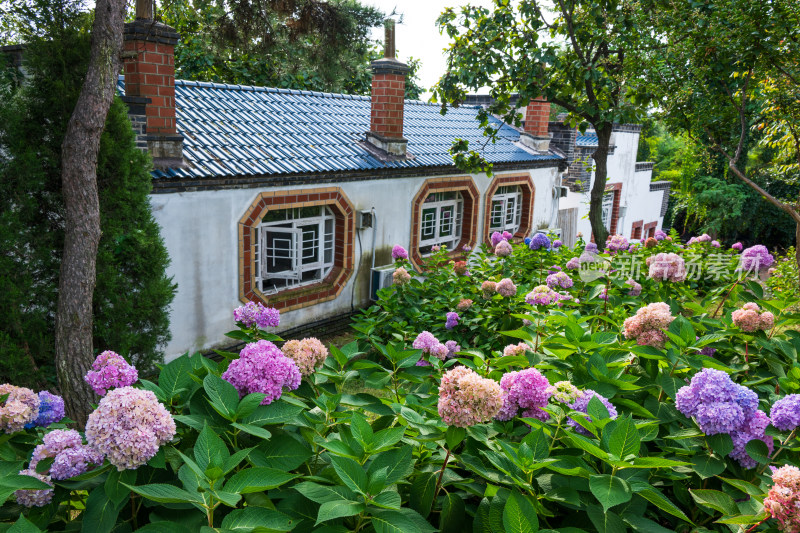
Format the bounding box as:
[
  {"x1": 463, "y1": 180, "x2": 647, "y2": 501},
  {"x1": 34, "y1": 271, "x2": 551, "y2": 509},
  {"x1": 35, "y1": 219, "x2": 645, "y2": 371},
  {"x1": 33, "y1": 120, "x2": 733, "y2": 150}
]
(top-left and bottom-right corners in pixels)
[{"x1": 524, "y1": 99, "x2": 550, "y2": 137}]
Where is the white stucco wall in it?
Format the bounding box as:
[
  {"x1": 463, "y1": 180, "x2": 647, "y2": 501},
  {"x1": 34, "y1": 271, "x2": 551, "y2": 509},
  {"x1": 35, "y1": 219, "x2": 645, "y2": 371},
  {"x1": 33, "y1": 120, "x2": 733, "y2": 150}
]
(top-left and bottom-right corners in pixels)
[{"x1": 152, "y1": 166, "x2": 560, "y2": 360}]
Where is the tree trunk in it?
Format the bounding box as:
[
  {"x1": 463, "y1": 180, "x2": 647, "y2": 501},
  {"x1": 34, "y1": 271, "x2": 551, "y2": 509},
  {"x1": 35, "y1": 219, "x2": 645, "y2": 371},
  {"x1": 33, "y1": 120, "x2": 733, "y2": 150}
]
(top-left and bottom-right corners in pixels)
[
  {"x1": 588, "y1": 125, "x2": 613, "y2": 250},
  {"x1": 796, "y1": 221, "x2": 800, "y2": 289},
  {"x1": 55, "y1": 0, "x2": 127, "y2": 424}
]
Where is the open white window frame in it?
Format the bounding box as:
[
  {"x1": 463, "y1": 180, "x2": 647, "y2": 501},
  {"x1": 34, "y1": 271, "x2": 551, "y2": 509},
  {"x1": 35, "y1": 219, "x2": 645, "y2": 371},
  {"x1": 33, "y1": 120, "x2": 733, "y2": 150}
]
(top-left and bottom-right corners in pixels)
[
  {"x1": 419, "y1": 192, "x2": 464, "y2": 255},
  {"x1": 254, "y1": 206, "x2": 335, "y2": 294},
  {"x1": 489, "y1": 185, "x2": 523, "y2": 236},
  {"x1": 601, "y1": 191, "x2": 614, "y2": 232}
]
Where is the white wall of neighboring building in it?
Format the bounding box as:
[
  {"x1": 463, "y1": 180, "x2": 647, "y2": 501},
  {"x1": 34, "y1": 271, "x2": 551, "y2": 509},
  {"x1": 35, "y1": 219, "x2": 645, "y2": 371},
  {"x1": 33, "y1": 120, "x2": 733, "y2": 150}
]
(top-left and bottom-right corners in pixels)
[
  {"x1": 557, "y1": 128, "x2": 666, "y2": 242},
  {"x1": 152, "y1": 166, "x2": 560, "y2": 361}
]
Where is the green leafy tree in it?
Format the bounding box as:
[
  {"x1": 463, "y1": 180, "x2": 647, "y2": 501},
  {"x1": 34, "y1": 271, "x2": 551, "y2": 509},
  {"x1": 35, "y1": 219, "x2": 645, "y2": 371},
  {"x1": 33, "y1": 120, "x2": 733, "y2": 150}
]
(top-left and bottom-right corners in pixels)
[
  {"x1": 647, "y1": 0, "x2": 800, "y2": 280},
  {"x1": 434, "y1": 0, "x2": 652, "y2": 249},
  {"x1": 0, "y1": 7, "x2": 175, "y2": 389},
  {"x1": 159, "y1": 0, "x2": 423, "y2": 97}
]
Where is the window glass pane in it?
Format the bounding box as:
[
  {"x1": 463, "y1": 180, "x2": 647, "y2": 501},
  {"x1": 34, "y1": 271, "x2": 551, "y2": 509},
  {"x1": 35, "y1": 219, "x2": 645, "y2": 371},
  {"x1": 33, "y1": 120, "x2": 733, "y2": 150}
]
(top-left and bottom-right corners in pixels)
[
  {"x1": 300, "y1": 224, "x2": 319, "y2": 265},
  {"x1": 324, "y1": 218, "x2": 334, "y2": 263},
  {"x1": 421, "y1": 208, "x2": 436, "y2": 239},
  {"x1": 491, "y1": 200, "x2": 504, "y2": 228},
  {"x1": 439, "y1": 205, "x2": 454, "y2": 237},
  {"x1": 505, "y1": 196, "x2": 516, "y2": 225},
  {"x1": 266, "y1": 231, "x2": 294, "y2": 274}
]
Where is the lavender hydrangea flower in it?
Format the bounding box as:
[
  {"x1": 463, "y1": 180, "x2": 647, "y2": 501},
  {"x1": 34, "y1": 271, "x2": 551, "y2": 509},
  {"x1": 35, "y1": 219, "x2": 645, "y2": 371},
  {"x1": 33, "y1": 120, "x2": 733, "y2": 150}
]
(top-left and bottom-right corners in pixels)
[
  {"x1": 732, "y1": 242, "x2": 743, "y2": 251},
  {"x1": 654, "y1": 230, "x2": 667, "y2": 241},
  {"x1": 546, "y1": 271, "x2": 573, "y2": 289},
  {"x1": 222, "y1": 340, "x2": 301, "y2": 405},
  {"x1": 84, "y1": 351, "x2": 139, "y2": 396},
  {"x1": 552, "y1": 239, "x2": 563, "y2": 249},
  {"x1": 606, "y1": 234, "x2": 629, "y2": 253},
  {"x1": 50, "y1": 445, "x2": 105, "y2": 480},
  {"x1": 495, "y1": 368, "x2": 552, "y2": 421},
  {"x1": 739, "y1": 245, "x2": 775, "y2": 271},
  {"x1": 771, "y1": 395, "x2": 800, "y2": 431},
  {"x1": 233, "y1": 301, "x2": 280, "y2": 329},
  {"x1": 585, "y1": 243, "x2": 598, "y2": 253},
  {"x1": 413, "y1": 331, "x2": 439, "y2": 353},
  {"x1": 525, "y1": 285, "x2": 562, "y2": 306},
  {"x1": 529, "y1": 233, "x2": 550, "y2": 251},
  {"x1": 28, "y1": 391, "x2": 64, "y2": 428},
  {"x1": 391, "y1": 245, "x2": 408, "y2": 261},
  {"x1": 445, "y1": 312, "x2": 459, "y2": 330},
  {"x1": 490, "y1": 232, "x2": 507, "y2": 247},
  {"x1": 0, "y1": 384, "x2": 39, "y2": 433},
  {"x1": 495, "y1": 278, "x2": 517, "y2": 297},
  {"x1": 15, "y1": 469, "x2": 53, "y2": 507},
  {"x1": 445, "y1": 341, "x2": 461, "y2": 359},
  {"x1": 30, "y1": 429, "x2": 84, "y2": 469},
  {"x1": 624, "y1": 278, "x2": 642, "y2": 297},
  {"x1": 565, "y1": 257, "x2": 580, "y2": 270},
  {"x1": 568, "y1": 390, "x2": 617, "y2": 436},
  {"x1": 85, "y1": 387, "x2": 175, "y2": 470}
]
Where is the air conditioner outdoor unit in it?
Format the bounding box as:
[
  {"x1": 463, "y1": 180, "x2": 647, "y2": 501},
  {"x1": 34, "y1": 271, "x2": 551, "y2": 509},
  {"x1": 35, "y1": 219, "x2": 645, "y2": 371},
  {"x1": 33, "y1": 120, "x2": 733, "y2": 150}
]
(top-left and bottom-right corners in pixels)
[
  {"x1": 539, "y1": 227, "x2": 562, "y2": 238},
  {"x1": 370, "y1": 264, "x2": 396, "y2": 301}
]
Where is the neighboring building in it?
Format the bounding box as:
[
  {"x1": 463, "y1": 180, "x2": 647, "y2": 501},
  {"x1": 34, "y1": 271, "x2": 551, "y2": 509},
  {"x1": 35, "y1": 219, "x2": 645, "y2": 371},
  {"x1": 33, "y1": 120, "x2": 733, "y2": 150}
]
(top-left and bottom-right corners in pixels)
[
  {"x1": 545, "y1": 118, "x2": 670, "y2": 248},
  {"x1": 118, "y1": 17, "x2": 567, "y2": 361}
]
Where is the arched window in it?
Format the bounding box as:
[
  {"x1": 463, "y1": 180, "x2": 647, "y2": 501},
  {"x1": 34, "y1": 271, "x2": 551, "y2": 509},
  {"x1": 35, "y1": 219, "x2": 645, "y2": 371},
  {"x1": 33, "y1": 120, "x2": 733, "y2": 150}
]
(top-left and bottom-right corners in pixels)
[
  {"x1": 419, "y1": 191, "x2": 464, "y2": 255},
  {"x1": 488, "y1": 185, "x2": 523, "y2": 236}
]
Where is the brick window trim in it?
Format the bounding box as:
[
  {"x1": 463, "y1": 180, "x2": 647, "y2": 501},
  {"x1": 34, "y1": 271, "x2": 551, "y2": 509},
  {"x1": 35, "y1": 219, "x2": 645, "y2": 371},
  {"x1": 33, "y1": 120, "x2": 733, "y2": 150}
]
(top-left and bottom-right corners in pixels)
[
  {"x1": 643, "y1": 221, "x2": 658, "y2": 239},
  {"x1": 238, "y1": 187, "x2": 355, "y2": 312},
  {"x1": 409, "y1": 176, "x2": 480, "y2": 269},
  {"x1": 482, "y1": 173, "x2": 536, "y2": 246},
  {"x1": 631, "y1": 219, "x2": 644, "y2": 240}
]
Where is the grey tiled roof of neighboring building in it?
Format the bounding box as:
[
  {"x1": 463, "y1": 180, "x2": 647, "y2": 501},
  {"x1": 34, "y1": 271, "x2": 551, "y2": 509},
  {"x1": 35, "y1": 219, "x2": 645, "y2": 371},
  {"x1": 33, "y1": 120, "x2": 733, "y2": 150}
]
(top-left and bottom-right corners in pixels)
[{"x1": 118, "y1": 79, "x2": 563, "y2": 180}]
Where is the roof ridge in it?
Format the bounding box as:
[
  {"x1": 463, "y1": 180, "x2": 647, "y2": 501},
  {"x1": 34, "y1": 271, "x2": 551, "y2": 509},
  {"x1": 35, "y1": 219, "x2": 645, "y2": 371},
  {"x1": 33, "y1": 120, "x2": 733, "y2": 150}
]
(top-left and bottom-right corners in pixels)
[{"x1": 173, "y1": 78, "x2": 473, "y2": 108}]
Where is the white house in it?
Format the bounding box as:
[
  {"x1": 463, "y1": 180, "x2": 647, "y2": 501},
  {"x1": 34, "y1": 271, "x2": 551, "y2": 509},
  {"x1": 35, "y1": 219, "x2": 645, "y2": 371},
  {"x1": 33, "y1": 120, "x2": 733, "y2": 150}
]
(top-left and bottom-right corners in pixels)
[{"x1": 119, "y1": 18, "x2": 568, "y2": 361}]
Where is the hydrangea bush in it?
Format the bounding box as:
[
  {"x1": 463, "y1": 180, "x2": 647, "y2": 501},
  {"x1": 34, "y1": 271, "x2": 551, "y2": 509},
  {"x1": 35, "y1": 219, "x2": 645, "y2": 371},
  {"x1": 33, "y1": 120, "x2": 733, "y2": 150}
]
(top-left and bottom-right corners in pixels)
[{"x1": 1, "y1": 234, "x2": 799, "y2": 532}]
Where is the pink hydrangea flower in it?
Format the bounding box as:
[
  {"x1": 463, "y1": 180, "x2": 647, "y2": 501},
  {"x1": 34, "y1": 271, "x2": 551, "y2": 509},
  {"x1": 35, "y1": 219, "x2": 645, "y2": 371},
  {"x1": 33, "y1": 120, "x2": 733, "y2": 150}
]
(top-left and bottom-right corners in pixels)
[
  {"x1": 281, "y1": 338, "x2": 328, "y2": 377},
  {"x1": 502, "y1": 342, "x2": 529, "y2": 357},
  {"x1": 648, "y1": 253, "x2": 687, "y2": 282},
  {"x1": 546, "y1": 271, "x2": 574, "y2": 289},
  {"x1": 495, "y1": 278, "x2": 517, "y2": 297},
  {"x1": 438, "y1": 367, "x2": 503, "y2": 427},
  {"x1": 495, "y1": 240, "x2": 513, "y2": 257},
  {"x1": 623, "y1": 302, "x2": 675, "y2": 349},
  {"x1": 223, "y1": 340, "x2": 301, "y2": 405},
  {"x1": 732, "y1": 242, "x2": 743, "y2": 251},
  {"x1": 393, "y1": 267, "x2": 411, "y2": 285},
  {"x1": 765, "y1": 465, "x2": 800, "y2": 532},
  {"x1": 481, "y1": 281, "x2": 497, "y2": 299},
  {"x1": 606, "y1": 234, "x2": 629, "y2": 252},
  {"x1": 496, "y1": 368, "x2": 552, "y2": 421},
  {"x1": 0, "y1": 384, "x2": 39, "y2": 433},
  {"x1": 565, "y1": 257, "x2": 580, "y2": 270},
  {"x1": 456, "y1": 299, "x2": 473, "y2": 311},
  {"x1": 391, "y1": 245, "x2": 408, "y2": 261},
  {"x1": 30, "y1": 429, "x2": 84, "y2": 469},
  {"x1": 85, "y1": 387, "x2": 176, "y2": 470},
  {"x1": 732, "y1": 303, "x2": 774, "y2": 332},
  {"x1": 526, "y1": 285, "x2": 562, "y2": 306},
  {"x1": 625, "y1": 278, "x2": 642, "y2": 297},
  {"x1": 84, "y1": 351, "x2": 139, "y2": 396}
]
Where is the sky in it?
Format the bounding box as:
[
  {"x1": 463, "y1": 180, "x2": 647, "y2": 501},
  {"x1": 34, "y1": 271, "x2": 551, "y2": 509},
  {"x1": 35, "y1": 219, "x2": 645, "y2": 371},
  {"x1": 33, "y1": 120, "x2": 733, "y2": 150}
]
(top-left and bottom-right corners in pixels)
[{"x1": 362, "y1": 0, "x2": 495, "y2": 99}]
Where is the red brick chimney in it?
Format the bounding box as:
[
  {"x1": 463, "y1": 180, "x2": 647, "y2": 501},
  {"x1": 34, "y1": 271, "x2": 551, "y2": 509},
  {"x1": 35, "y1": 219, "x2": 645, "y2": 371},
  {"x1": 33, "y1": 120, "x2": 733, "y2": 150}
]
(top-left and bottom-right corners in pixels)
[
  {"x1": 520, "y1": 98, "x2": 551, "y2": 151},
  {"x1": 121, "y1": 0, "x2": 184, "y2": 168},
  {"x1": 366, "y1": 20, "x2": 409, "y2": 158}
]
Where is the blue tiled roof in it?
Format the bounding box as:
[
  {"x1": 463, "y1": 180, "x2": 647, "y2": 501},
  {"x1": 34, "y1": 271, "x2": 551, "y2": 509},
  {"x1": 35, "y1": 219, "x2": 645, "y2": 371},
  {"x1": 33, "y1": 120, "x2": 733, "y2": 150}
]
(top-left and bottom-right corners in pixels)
[
  {"x1": 118, "y1": 78, "x2": 562, "y2": 179},
  {"x1": 576, "y1": 133, "x2": 598, "y2": 147}
]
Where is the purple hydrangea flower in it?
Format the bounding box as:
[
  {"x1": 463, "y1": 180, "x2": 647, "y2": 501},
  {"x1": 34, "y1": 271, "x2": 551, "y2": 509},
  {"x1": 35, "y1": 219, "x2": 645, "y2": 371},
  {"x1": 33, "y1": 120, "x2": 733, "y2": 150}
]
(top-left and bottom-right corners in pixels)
[
  {"x1": 445, "y1": 312, "x2": 459, "y2": 330},
  {"x1": 568, "y1": 390, "x2": 618, "y2": 436},
  {"x1": 496, "y1": 368, "x2": 552, "y2": 421},
  {"x1": 732, "y1": 242, "x2": 743, "y2": 251},
  {"x1": 233, "y1": 301, "x2": 280, "y2": 329},
  {"x1": 675, "y1": 368, "x2": 758, "y2": 435},
  {"x1": 654, "y1": 230, "x2": 667, "y2": 241},
  {"x1": 606, "y1": 235, "x2": 629, "y2": 252},
  {"x1": 222, "y1": 340, "x2": 301, "y2": 406},
  {"x1": 625, "y1": 279, "x2": 642, "y2": 297},
  {"x1": 565, "y1": 257, "x2": 580, "y2": 270},
  {"x1": 84, "y1": 351, "x2": 138, "y2": 396},
  {"x1": 495, "y1": 240, "x2": 513, "y2": 257},
  {"x1": 413, "y1": 331, "x2": 439, "y2": 353},
  {"x1": 491, "y1": 232, "x2": 506, "y2": 247},
  {"x1": 391, "y1": 245, "x2": 408, "y2": 261},
  {"x1": 739, "y1": 245, "x2": 775, "y2": 271},
  {"x1": 525, "y1": 285, "x2": 562, "y2": 306},
  {"x1": 711, "y1": 240, "x2": 720, "y2": 248},
  {"x1": 85, "y1": 387, "x2": 175, "y2": 470},
  {"x1": 771, "y1": 395, "x2": 800, "y2": 431},
  {"x1": 553, "y1": 239, "x2": 563, "y2": 249},
  {"x1": 730, "y1": 410, "x2": 774, "y2": 469},
  {"x1": 27, "y1": 392, "x2": 64, "y2": 429},
  {"x1": 529, "y1": 233, "x2": 551, "y2": 251},
  {"x1": 15, "y1": 469, "x2": 53, "y2": 507},
  {"x1": 445, "y1": 341, "x2": 461, "y2": 359},
  {"x1": 30, "y1": 429, "x2": 84, "y2": 469},
  {"x1": 585, "y1": 243, "x2": 598, "y2": 253}
]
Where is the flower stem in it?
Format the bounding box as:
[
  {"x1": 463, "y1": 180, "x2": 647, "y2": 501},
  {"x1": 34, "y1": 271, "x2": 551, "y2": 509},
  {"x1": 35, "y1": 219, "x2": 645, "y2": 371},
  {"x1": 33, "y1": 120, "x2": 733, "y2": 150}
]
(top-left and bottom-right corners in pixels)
[{"x1": 433, "y1": 447, "x2": 452, "y2": 502}]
